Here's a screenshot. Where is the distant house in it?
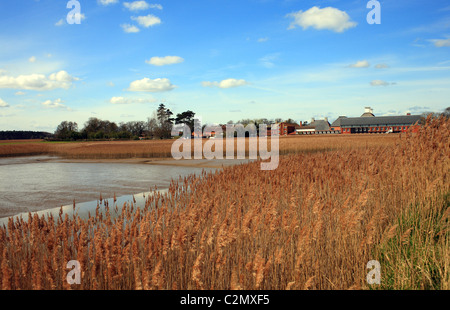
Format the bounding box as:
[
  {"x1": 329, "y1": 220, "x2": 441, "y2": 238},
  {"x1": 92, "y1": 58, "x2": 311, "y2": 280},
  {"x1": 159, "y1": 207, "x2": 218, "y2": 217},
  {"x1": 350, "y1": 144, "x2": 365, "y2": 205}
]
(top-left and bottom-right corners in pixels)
[
  {"x1": 191, "y1": 124, "x2": 227, "y2": 138},
  {"x1": 296, "y1": 125, "x2": 316, "y2": 135},
  {"x1": 296, "y1": 118, "x2": 337, "y2": 135},
  {"x1": 277, "y1": 122, "x2": 301, "y2": 136},
  {"x1": 310, "y1": 118, "x2": 331, "y2": 133}
]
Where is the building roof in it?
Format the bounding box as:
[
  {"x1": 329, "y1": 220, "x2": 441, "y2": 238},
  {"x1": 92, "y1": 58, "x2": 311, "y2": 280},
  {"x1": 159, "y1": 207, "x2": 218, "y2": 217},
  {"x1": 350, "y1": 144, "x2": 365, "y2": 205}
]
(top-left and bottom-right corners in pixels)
[
  {"x1": 297, "y1": 126, "x2": 315, "y2": 130},
  {"x1": 277, "y1": 122, "x2": 301, "y2": 128},
  {"x1": 310, "y1": 119, "x2": 331, "y2": 131},
  {"x1": 331, "y1": 116, "x2": 347, "y2": 127},
  {"x1": 340, "y1": 115, "x2": 422, "y2": 127}
]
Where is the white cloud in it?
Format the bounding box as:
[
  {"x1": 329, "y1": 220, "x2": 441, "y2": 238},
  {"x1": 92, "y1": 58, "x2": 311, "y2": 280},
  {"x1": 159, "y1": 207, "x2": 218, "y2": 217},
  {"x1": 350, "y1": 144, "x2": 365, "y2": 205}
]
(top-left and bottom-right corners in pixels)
[
  {"x1": 407, "y1": 106, "x2": 431, "y2": 113},
  {"x1": 348, "y1": 60, "x2": 370, "y2": 68},
  {"x1": 375, "y1": 63, "x2": 390, "y2": 69},
  {"x1": 287, "y1": 6, "x2": 357, "y2": 33},
  {"x1": 131, "y1": 14, "x2": 161, "y2": 27},
  {"x1": 430, "y1": 38, "x2": 450, "y2": 47},
  {"x1": 259, "y1": 54, "x2": 279, "y2": 68},
  {"x1": 0, "y1": 70, "x2": 79, "y2": 91},
  {"x1": 98, "y1": 0, "x2": 118, "y2": 6},
  {"x1": 49, "y1": 71, "x2": 77, "y2": 83},
  {"x1": 41, "y1": 98, "x2": 71, "y2": 110},
  {"x1": 127, "y1": 78, "x2": 175, "y2": 92},
  {"x1": 202, "y1": 78, "x2": 249, "y2": 89},
  {"x1": 29, "y1": 56, "x2": 37, "y2": 63},
  {"x1": 110, "y1": 96, "x2": 157, "y2": 104},
  {"x1": 146, "y1": 56, "x2": 184, "y2": 66},
  {"x1": 149, "y1": 4, "x2": 163, "y2": 10},
  {"x1": 123, "y1": 2, "x2": 163, "y2": 11},
  {"x1": 110, "y1": 96, "x2": 130, "y2": 104},
  {"x1": 0, "y1": 98, "x2": 9, "y2": 108},
  {"x1": 15, "y1": 91, "x2": 26, "y2": 96},
  {"x1": 370, "y1": 80, "x2": 392, "y2": 86},
  {"x1": 124, "y1": 1, "x2": 151, "y2": 11},
  {"x1": 121, "y1": 24, "x2": 140, "y2": 33},
  {"x1": 55, "y1": 19, "x2": 64, "y2": 26},
  {"x1": 257, "y1": 37, "x2": 269, "y2": 43}
]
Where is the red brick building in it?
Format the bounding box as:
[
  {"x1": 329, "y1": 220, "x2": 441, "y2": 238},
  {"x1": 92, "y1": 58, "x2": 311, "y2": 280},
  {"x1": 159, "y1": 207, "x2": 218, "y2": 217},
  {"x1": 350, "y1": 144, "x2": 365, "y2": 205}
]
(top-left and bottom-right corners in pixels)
[
  {"x1": 278, "y1": 122, "x2": 301, "y2": 135},
  {"x1": 330, "y1": 107, "x2": 421, "y2": 134},
  {"x1": 338, "y1": 114, "x2": 421, "y2": 134}
]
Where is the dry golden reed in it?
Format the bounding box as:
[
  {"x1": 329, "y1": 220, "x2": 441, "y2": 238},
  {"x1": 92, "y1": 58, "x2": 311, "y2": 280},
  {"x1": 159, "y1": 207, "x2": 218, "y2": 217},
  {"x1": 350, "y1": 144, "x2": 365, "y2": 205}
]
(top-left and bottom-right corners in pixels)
[
  {"x1": 0, "y1": 132, "x2": 399, "y2": 159},
  {"x1": 0, "y1": 116, "x2": 448, "y2": 290}
]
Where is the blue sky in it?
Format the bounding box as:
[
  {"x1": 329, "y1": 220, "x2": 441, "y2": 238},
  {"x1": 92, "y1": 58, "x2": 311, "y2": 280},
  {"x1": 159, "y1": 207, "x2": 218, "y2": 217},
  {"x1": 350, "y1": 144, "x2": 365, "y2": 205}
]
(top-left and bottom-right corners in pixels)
[{"x1": 0, "y1": 0, "x2": 449, "y2": 131}]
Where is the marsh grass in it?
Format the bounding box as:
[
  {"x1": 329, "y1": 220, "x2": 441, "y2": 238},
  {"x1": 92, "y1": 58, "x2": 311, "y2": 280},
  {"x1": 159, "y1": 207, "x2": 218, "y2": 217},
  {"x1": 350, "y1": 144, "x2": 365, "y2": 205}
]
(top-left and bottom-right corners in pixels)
[
  {"x1": 0, "y1": 134, "x2": 400, "y2": 159},
  {"x1": 0, "y1": 116, "x2": 448, "y2": 290},
  {"x1": 373, "y1": 193, "x2": 449, "y2": 290}
]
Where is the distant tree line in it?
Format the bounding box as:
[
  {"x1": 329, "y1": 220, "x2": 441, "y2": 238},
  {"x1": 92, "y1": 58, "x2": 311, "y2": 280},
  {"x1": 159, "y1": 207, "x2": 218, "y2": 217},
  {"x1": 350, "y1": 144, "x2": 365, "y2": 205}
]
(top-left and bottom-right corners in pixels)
[
  {"x1": 0, "y1": 131, "x2": 53, "y2": 140},
  {"x1": 54, "y1": 104, "x2": 197, "y2": 141},
  {"x1": 231, "y1": 117, "x2": 297, "y2": 126}
]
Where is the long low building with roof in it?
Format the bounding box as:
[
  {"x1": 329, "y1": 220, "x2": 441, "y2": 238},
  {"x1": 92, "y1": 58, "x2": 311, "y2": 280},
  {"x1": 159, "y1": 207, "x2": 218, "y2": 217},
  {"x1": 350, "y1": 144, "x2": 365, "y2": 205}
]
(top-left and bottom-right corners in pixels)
[{"x1": 330, "y1": 107, "x2": 422, "y2": 134}]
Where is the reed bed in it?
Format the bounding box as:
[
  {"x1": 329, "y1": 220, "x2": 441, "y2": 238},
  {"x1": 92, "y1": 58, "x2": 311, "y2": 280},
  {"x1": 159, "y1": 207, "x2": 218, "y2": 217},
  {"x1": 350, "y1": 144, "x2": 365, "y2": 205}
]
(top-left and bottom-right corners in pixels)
[
  {"x1": 0, "y1": 142, "x2": 50, "y2": 157},
  {"x1": 0, "y1": 116, "x2": 448, "y2": 290},
  {"x1": 0, "y1": 139, "x2": 44, "y2": 144},
  {"x1": 0, "y1": 134, "x2": 399, "y2": 159},
  {"x1": 47, "y1": 140, "x2": 175, "y2": 159}
]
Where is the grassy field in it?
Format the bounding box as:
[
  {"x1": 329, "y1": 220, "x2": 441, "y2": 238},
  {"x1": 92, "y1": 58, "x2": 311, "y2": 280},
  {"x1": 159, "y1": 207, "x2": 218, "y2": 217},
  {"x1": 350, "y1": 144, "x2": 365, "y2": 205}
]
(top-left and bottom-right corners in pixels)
[{"x1": 0, "y1": 117, "x2": 448, "y2": 290}]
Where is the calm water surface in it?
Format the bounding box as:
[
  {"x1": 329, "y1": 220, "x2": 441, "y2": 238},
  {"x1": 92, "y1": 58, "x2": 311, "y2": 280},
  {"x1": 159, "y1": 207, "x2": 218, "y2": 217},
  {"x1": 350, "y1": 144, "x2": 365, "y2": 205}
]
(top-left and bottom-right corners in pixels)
[{"x1": 0, "y1": 156, "x2": 216, "y2": 219}]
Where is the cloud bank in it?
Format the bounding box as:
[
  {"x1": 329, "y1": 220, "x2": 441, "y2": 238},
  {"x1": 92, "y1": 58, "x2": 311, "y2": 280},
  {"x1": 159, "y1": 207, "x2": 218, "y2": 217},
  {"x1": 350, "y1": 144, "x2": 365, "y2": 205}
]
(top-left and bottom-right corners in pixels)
[
  {"x1": 128, "y1": 78, "x2": 175, "y2": 92},
  {"x1": 146, "y1": 56, "x2": 184, "y2": 66},
  {"x1": 0, "y1": 70, "x2": 79, "y2": 91}
]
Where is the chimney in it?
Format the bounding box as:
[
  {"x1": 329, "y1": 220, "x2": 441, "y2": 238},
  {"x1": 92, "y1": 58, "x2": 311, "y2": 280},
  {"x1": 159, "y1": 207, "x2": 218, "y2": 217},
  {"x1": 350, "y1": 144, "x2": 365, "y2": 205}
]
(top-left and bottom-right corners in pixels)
[
  {"x1": 311, "y1": 117, "x2": 315, "y2": 123},
  {"x1": 407, "y1": 113, "x2": 411, "y2": 116},
  {"x1": 324, "y1": 117, "x2": 328, "y2": 123},
  {"x1": 364, "y1": 107, "x2": 373, "y2": 114}
]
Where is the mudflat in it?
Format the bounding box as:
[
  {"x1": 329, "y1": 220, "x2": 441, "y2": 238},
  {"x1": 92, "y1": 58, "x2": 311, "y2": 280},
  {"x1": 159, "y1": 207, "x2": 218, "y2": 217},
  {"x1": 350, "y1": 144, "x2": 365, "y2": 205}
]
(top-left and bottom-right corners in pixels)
[{"x1": 52, "y1": 157, "x2": 255, "y2": 168}]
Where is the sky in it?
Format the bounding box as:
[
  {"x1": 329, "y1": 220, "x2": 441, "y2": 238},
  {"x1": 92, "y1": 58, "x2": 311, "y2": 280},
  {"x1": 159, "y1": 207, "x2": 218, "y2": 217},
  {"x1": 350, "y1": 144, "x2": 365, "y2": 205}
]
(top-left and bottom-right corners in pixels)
[{"x1": 0, "y1": 0, "x2": 449, "y2": 132}]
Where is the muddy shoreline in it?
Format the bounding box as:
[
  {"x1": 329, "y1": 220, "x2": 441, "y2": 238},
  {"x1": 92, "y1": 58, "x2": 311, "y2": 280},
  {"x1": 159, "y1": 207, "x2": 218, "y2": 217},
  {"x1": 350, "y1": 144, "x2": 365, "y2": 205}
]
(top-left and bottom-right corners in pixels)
[{"x1": 49, "y1": 157, "x2": 256, "y2": 168}]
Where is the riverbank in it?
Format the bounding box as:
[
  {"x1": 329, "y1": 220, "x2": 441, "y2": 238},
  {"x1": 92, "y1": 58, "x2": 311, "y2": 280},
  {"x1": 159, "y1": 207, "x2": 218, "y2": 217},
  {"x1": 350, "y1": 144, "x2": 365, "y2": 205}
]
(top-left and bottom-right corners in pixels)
[
  {"x1": 0, "y1": 154, "x2": 254, "y2": 169},
  {"x1": 52, "y1": 157, "x2": 255, "y2": 168}
]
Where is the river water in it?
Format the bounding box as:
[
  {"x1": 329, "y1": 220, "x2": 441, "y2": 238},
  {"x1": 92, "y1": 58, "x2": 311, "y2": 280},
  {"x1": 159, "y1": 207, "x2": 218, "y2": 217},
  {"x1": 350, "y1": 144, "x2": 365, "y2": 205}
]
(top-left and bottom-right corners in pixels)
[{"x1": 0, "y1": 156, "x2": 218, "y2": 221}]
